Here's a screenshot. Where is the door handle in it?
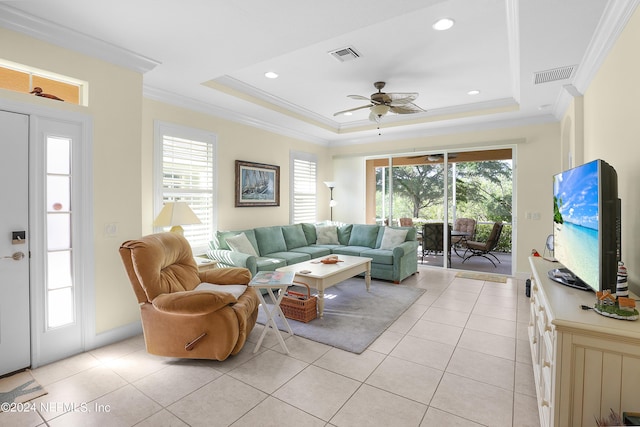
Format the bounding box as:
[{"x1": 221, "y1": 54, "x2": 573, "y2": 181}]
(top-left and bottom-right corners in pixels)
[{"x1": 2, "y1": 252, "x2": 25, "y2": 260}]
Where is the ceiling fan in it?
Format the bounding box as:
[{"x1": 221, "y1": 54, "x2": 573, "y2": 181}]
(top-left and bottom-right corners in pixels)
[
  {"x1": 408, "y1": 153, "x2": 459, "y2": 162},
  {"x1": 333, "y1": 81, "x2": 425, "y2": 122}
]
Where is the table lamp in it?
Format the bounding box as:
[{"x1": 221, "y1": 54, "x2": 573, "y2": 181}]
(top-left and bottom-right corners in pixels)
[{"x1": 153, "y1": 202, "x2": 201, "y2": 235}]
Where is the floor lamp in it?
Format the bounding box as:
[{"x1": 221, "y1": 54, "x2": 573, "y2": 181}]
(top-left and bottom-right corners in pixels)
[{"x1": 324, "y1": 181, "x2": 337, "y2": 221}]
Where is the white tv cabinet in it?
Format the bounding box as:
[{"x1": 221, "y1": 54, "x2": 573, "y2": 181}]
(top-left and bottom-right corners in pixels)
[{"x1": 528, "y1": 256, "x2": 640, "y2": 427}]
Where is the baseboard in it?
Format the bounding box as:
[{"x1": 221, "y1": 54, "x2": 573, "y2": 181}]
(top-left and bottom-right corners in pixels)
[{"x1": 86, "y1": 320, "x2": 143, "y2": 351}]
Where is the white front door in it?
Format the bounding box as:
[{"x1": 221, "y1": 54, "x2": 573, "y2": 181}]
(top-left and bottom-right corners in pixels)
[{"x1": 0, "y1": 110, "x2": 31, "y2": 376}]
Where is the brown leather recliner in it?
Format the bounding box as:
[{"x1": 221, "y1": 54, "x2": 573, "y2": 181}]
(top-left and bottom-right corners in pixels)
[{"x1": 119, "y1": 232, "x2": 259, "y2": 360}]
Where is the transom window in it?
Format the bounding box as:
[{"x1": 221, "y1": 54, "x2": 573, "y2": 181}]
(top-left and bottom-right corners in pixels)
[{"x1": 0, "y1": 59, "x2": 87, "y2": 105}]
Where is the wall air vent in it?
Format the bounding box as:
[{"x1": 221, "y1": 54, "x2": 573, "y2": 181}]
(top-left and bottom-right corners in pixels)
[
  {"x1": 329, "y1": 46, "x2": 360, "y2": 62},
  {"x1": 533, "y1": 65, "x2": 576, "y2": 84}
]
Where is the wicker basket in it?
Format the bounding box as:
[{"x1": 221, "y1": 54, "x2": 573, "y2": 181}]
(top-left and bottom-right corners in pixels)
[{"x1": 280, "y1": 281, "x2": 317, "y2": 323}]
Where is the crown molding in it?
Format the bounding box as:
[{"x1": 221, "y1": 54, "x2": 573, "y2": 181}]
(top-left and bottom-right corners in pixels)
[
  {"x1": 145, "y1": 84, "x2": 557, "y2": 147},
  {"x1": 572, "y1": 0, "x2": 640, "y2": 94},
  {"x1": 143, "y1": 85, "x2": 331, "y2": 146},
  {"x1": 327, "y1": 113, "x2": 558, "y2": 147},
  {"x1": 0, "y1": 4, "x2": 160, "y2": 74},
  {"x1": 213, "y1": 75, "x2": 337, "y2": 129},
  {"x1": 553, "y1": 0, "x2": 639, "y2": 119}
]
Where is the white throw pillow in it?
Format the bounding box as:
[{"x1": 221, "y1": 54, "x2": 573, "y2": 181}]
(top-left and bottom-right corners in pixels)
[
  {"x1": 379, "y1": 228, "x2": 408, "y2": 250},
  {"x1": 195, "y1": 283, "x2": 247, "y2": 300},
  {"x1": 226, "y1": 232, "x2": 258, "y2": 256},
  {"x1": 315, "y1": 225, "x2": 339, "y2": 245}
]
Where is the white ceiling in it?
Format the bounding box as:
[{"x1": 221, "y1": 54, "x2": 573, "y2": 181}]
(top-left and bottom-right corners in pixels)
[{"x1": 1, "y1": 0, "x2": 636, "y2": 146}]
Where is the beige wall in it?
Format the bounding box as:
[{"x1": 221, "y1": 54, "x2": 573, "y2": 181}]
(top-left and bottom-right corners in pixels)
[
  {"x1": 0, "y1": 28, "x2": 144, "y2": 334},
  {"x1": 141, "y1": 99, "x2": 332, "y2": 234},
  {"x1": 580, "y1": 6, "x2": 640, "y2": 293},
  {"x1": 328, "y1": 123, "x2": 562, "y2": 276}
]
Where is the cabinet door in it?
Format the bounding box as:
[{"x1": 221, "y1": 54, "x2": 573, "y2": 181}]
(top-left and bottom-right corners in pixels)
[{"x1": 560, "y1": 333, "x2": 640, "y2": 426}]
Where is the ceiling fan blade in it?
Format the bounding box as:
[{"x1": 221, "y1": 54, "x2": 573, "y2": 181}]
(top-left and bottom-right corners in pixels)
[
  {"x1": 390, "y1": 103, "x2": 425, "y2": 114},
  {"x1": 347, "y1": 94, "x2": 371, "y2": 101},
  {"x1": 333, "y1": 104, "x2": 372, "y2": 116},
  {"x1": 387, "y1": 92, "x2": 419, "y2": 104}
]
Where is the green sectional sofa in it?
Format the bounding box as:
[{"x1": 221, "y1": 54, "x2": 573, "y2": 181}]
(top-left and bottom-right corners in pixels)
[{"x1": 207, "y1": 223, "x2": 419, "y2": 284}]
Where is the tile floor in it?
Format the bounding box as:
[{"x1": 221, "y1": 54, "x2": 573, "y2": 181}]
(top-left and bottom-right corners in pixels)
[{"x1": 1, "y1": 266, "x2": 540, "y2": 427}]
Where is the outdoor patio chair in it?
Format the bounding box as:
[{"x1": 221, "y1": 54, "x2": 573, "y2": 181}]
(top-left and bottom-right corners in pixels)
[
  {"x1": 462, "y1": 222, "x2": 504, "y2": 267},
  {"x1": 421, "y1": 222, "x2": 451, "y2": 263}
]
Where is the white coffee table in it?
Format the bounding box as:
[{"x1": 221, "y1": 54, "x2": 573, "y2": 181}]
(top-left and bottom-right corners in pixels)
[{"x1": 276, "y1": 255, "x2": 372, "y2": 317}]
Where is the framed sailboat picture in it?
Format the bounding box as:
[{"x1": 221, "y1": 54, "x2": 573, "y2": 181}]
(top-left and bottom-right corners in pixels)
[{"x1": 235, "y1": 160, "x2": 280, "y2": 207}]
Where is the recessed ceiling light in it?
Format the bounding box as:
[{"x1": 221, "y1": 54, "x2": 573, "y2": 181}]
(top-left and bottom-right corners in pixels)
[
  {"x1": 432, "y1": 18, "x2": 455, "y2": 31},
  {"x1": 264, "y1": 71, "x2": 278, "y2": 79},
  {"x1": 344, "y1": 112, "x2": 352, "y2": 116},
  {"x1": 538, "y1": 104, "x2": 552, "y2": 110},
  {"x1": 467, "y1": 89, "x2": 480, "y2": 95}
]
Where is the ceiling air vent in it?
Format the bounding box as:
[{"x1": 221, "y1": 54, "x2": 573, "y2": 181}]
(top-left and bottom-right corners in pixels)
[
  {"x1": 533, "y1": 65, "x2": 576, "y2": 84},
  {"x1": 329, "y1": 46, "x2": 360, "y2": 62}
]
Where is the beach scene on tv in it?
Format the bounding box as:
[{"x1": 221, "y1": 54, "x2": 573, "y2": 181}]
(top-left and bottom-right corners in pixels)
[{"x1": 553, "y1": 161, "x2": 599, "y2": 287}]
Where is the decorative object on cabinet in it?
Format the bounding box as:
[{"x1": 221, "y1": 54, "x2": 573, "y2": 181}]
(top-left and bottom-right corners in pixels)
[
  {"x1": 235, "y1": 160, "x2": 280, "y2": 207},
  {"x1": 593, "y1": 289, "x2": 638, "y2": 321}
]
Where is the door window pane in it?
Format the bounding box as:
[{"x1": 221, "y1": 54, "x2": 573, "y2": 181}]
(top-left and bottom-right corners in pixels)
[
  {"x1": 47, "y1": 288, "x2": 74, "y2": 328},
  {"x1": 47, "y1": 175, "x2": 70, "y2": 212},
  {"x1": 47, "y1": 137, "x2": 70, "y2": 174},
  {"x1": 47, "y1": 251, "x2": 72, "y2": 290}
]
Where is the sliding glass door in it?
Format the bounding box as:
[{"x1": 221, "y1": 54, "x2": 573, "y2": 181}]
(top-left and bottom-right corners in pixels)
[{"x1": 366, "y1": 149, "x2": 513, "y2": 274}]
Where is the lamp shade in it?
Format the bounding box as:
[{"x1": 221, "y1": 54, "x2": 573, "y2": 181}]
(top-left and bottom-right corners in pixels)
[
  {"x1": 153, "y1": 202, "x2": 201, "y2": 234},
  {"x1": 324, "y1": 181, "x2": 336, "y2": 189}
]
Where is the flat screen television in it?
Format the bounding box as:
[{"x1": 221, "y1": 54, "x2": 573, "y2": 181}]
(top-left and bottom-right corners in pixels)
[{"x1": 549, "y1": 159, "x2": 620, "y2": 292}]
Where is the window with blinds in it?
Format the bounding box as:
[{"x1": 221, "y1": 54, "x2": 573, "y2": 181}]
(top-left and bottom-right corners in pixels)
[
  {"x1": 290, "y1": 152, "x2": 317, "y2": 223},
  {"x1": 155, "y1": 123, "x2": 216, "y2": 254}
]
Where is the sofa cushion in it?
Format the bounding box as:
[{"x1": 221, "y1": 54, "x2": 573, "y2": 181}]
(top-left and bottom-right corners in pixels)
[
  {"x1": 262, "y1": 251, "x2": 311, "y2": 265},
  {"x1": 337, "y1": 224, "x2": 353, "y2": 245},
  {"x1": 348, "y1": 224, "x2": 379, "y2": 248},
  {"x1": 360, "y1": 248, "x2": 394, "y2": 265},
  {"x1": 225, "y1": 232, "x2": 259, "y2": 256},
  {"x1": 290, "y1": 246, "x2": 331, "y2": 258},
  {"x1": 300, "y1": 223, "x2": 317, "y2": 245},
  {"x1": 255, "y1": 257, "x2": 287, "y2": 271},
  {"x1": 316, "y1": 225, "x2": 339, "y2": 244},
  {"x1": 215, "y1": 229, "x2": 258, "y2": 251},
  {"x1": 282, "y1": 224, "x2": 308, "y2": 250},
  {"x1": 332, "y1": 246, "x2": 371, "y2": 257},
  {"x1": 254, "y1": 226, "x2": 287, "y2": 255},
  {"x1": 379, "y1": 227, "x2": 408, "y2": 250}
]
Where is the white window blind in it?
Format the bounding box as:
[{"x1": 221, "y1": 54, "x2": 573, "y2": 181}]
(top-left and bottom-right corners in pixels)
[
  {"x1": 155, "y1": 123, "x2": 216, "y2": 254},
  {"x1": 291, "y1": 152, "x2": 317, "y2": 223}
]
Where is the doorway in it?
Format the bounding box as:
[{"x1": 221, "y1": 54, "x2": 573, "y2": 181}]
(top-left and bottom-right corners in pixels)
[
  {"x1": 367, "y1": 148, "x2": 514, "y2": 275},
  {"x1": 0, "y1": 111, "x2": 30, "y2": 376},
  {"x1": 0, "y1": 107, "x2": 93, "y2": 375}
]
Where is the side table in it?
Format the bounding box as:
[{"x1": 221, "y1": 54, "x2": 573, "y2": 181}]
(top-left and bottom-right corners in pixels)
[{"x1": 249, "y1": 271, "x2": 295, "y2": 354}]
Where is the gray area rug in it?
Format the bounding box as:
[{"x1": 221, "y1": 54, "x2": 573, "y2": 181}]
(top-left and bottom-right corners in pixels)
[{"x1": 256, "y1": 278, "x2": 425, "y2": 354}]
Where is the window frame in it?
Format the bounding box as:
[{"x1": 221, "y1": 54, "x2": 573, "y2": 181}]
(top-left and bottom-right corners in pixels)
[
  {"x1": 289, "y1": 150, "x2": 318, "y2": 224},
  {"x1": 153, "y1": 121, "x2": 217, "y2": 255}
]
